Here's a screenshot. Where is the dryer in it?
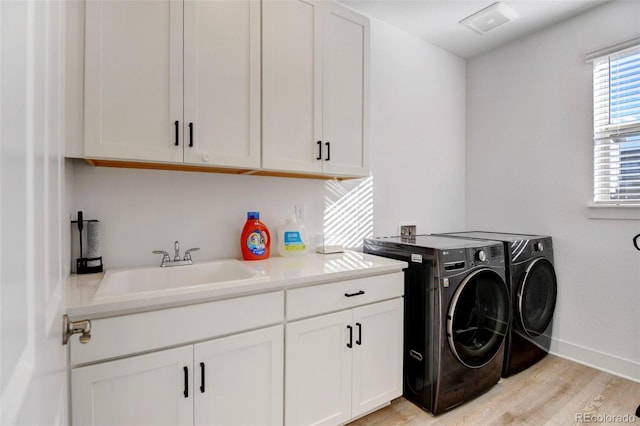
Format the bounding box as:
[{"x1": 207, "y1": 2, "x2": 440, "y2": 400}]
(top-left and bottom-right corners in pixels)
[
  {"x1": 363, "y1": 235, "x2": 509, "y2": 415},
  {"x1": 436, "y1": 232, "x2": 557, "y2": 377}
]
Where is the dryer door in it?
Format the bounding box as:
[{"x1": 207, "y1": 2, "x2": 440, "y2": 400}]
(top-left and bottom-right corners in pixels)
[
  {"x1": 517, "y1": 258, "x2": 557, "y2": 337},
  {"x1": 447, "y1": 269, "x2": 509, "y2": 369}
]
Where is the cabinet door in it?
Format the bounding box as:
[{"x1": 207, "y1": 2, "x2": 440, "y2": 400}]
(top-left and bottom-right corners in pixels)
[
  {"x1": 285, "y1": 310, "x2": 352, "y2": 426},
  {"x1": 321, "y1": 2, "x2": 370, "y2": 177},
  {"x1": 70, "y1": 346, "x2": 193, "y2": 426},
  {"x1": 351, "y1": 298, "x2": 404, "y2": 418},
  {"x1": 84, "y1": 0, "x2": 183, "y2": 162},
  {"x1": 194, "y1": 325, "x2": 284, "y2": 426},
  {"x1": 262, "y1": 0, "x2": 323, "y2": 174},
  {"x1": 183, "y1": 0, "x2": 260, "y2": 168}
]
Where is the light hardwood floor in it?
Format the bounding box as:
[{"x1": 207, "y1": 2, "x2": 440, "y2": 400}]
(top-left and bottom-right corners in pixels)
[{"x1": 350, "y1": 355, "x2": 639, "y2": 425}]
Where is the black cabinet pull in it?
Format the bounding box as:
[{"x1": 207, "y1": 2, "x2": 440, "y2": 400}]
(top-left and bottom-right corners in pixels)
[
  {"x1": 347, "y1": 325, "x2": 353, "y2": 348},
  {"x1": 189, "y1": 123, "x2": 194, "y2": 147},
  {"x1": 325, "y1": 141, "x2": 330, "y2": 161},
  {"x1": 316, "y1": 140, "x2": 322, "y2": 160},
  {"x1": 200, "y1": 362, "x2": 205, "y2": 393},
  {"x1": 183, "y1": 366, "x2": 189, "y2": 398},
  {"x1": 356, "y1": 322, "x2": 362, "y2": 345},
  {"x1": 175, "y1": 121, "x2": 179, "y2": 146},
  {"x1": 634, "y1": 234, "x2": 640, "y2": 251},
  {"x1": 344, "y1": 290, "x2": 365, "y2": 298}
]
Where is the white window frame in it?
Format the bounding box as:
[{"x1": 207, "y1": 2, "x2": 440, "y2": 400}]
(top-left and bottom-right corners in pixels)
[{"x1": 587, "y1": 37, "x2": 640, "y2": 209}]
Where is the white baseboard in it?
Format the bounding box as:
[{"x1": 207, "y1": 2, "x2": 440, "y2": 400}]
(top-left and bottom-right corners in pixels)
[{"x1": 550, "y1": 337, "x2": 640, "y2": 383}]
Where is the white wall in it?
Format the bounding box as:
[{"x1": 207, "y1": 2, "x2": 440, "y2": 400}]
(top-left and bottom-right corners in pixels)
[
  {"x1": 70, "y1": 17, "x2": 467, "y2": 269},
  {"x1": 369, "y1": 19, "x2": 467, "y2": 236},
  {"x1": 71, "y1": 162, "x2": 330, "y2": 268},
  {"x1": 0, "y1": 1, "x2": 69, "y2": 424},
  {"x1": 466, "y1": 1, "x2": 640, "y2": 381}
]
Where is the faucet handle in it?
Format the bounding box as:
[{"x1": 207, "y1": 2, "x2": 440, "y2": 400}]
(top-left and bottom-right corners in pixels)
[
  {"x1": 153, "y1": 250, "x2": 171, "y2": 266},
  {"x1": 184, "y1": 247, "x2": 200, "y2": 261}
]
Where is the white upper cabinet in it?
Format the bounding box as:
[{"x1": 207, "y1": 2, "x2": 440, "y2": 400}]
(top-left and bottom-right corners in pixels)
[
  {"x1": 84, "y1": 0, "x2": 260, "y2": 168},
  {"x1": 183, "y1": 0, "x2": 261, "y2": 168},
  {"x1": 262, "y1": 0, "x2": 323, "y2": 175},
  {"x1": 84, "y1": 0, "x2": 183, "y2": 163},
  {"x1": 82, "y1": 0, "x2": 368, "y2": 177},
  {"x1": 262, "y1": 0, "x2": 370, "y2": 177},
  {"x1": 321, "y1": 2, "x2": 370, "y2": 177}
]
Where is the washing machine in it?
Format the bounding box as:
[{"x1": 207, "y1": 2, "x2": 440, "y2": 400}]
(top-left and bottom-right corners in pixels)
[
  {"x1": 436, "y1": 232, "x2": 557, "y2": 377},
  {"x1": 363, "y1": 235, "x2": 509, "y2": 415}
]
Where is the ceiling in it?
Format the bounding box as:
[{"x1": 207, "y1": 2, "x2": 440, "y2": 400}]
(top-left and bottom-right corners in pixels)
[{"x1": 339, "y1": 0, "x2": 612, "y2": 58}]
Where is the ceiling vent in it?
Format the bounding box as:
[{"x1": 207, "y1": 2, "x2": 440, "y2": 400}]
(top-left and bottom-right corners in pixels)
[{"x1": 459, "y1": 2, "x2": 518, "y2": 35}]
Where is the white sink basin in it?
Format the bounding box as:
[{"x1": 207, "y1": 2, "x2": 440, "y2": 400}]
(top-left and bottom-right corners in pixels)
[{"x1": 93, "y1": 260, "x2": 268, "y2": 301}]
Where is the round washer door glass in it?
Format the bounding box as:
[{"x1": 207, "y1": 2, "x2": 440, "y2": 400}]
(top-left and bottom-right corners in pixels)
[
  {"x1": 447, "y1": 269, "x2": 510, "y2": 368},
  {"x1": 518, "y1": 258, "x2": 557, "y2": 337}
]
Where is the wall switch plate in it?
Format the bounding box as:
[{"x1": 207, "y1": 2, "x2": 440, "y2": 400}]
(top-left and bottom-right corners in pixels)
[
  {"x1": 399, "y1": 223, "x2": 417, "y2": 237},
  {"x1": 295, "y1": 204, "x2": 305, "y2": 223}
]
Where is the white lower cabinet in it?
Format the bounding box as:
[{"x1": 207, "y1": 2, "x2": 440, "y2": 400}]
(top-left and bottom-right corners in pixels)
[
  {"x1": 71, "y1": 346, "x2": 194, "y2": 426},
  {"x1": 286, "y1": 310, "x2": 353, "y2": 426},
  {"x1": 351, "y1": 300, "x2": 404, "y2": 417},
  {"x1": 285, "y1": 297, "x2": 404, "y2": 426},
  {"x1": 194, "y1": 325, "x2": 284, "y2": 426},
  {"x1": 68, "y1": 271, "x2": 404, "y2": 426},
  {"x1": 72, "y1": 324, "x2": 283, "y2": 426}
]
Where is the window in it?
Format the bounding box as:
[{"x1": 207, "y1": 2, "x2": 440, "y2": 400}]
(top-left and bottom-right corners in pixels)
[{"x1": 590, "y1": 41, "x2": 640, "y2": 204}]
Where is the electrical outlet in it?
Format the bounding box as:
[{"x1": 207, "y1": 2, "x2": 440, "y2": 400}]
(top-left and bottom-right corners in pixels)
[
  {"x1": 399, "y1": 223, "x2": 417, "y2": 237},
  {"x1": 295, "y1": 204, "x2": 305, "y2": 223}
]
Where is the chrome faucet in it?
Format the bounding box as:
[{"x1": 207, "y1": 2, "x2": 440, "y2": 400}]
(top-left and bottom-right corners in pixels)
[
  {"x1": 174, "y1": 240, "x2": 181, "y2": 261},
  {"x1": 153, "y1": 241, "x2": 200, "y2": 267}
]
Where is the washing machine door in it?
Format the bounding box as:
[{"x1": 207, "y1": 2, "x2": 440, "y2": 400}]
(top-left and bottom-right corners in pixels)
[
  {"x1": 447, "y1": 269, "x2": 510, "y2": 368},
  {"x1": 517, "y1": 258, "x2": 557, "y2": 337}
]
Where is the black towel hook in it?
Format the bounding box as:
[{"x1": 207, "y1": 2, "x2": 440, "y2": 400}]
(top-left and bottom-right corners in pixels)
[{"x1": 633, "y1": 234, "x2": 640, "y2": 251}]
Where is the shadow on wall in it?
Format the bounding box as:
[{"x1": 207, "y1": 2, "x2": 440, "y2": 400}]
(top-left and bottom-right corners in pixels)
[{"x1": 323, "y1": 176, "x2": 374, "y2": 250}]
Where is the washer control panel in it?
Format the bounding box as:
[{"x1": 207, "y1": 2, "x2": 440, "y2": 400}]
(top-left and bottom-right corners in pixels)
[{"x1": 467, "y1": 244, "x2": 504, "y2": 268}]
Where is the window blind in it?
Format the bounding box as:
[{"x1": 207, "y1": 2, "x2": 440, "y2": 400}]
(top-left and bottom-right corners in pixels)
[{"x1": 592, "y1": 44, "x2": 640, "y2": 204}]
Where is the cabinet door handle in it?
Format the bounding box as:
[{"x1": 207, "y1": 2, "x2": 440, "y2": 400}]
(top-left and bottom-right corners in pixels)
[
  {"x1": 634, "y1": 233, "x2": 640, "y2": 251},
  {"x1": 316, "y1": 140, "x2": 322, "y2": 160},
  {"x1": 325, "y1": 141, "x2": 331, "y2": 161},
  {"x1": 347, "y1": 325, "x2": 353, "y2": 348},
  {"x1": 356, "y1": 322, "x2": 362, "y2": 346},
  {"x1": 200, "y1": 362, "x2": 205, "y2": 393},
  {"x1": 175, "y1": 121, "x2": 179, "y2": 146},
  {"x1": 189, "y1": 122, "x2": 194, "y2": 147},
  {"x1": 344, "y1": 290, "x2": 365, "y2": 297},
  {"x1": 183, "y1": 366, "x2": 189, "y2": 398}
]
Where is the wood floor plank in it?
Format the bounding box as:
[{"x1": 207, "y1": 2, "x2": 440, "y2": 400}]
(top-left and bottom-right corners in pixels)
[{"x1": 349, "y1": 355, "x2": 640, "y2": 425}]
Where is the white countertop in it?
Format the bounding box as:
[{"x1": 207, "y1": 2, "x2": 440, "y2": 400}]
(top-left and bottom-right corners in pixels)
[{"x1": 66, "y1": 251, "x2": 407, "y2": 320}]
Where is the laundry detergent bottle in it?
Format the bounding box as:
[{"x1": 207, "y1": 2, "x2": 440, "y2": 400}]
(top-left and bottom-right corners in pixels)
[
  {"x1": 241, "y1": 212, "x2": 271, "y2": 260},
  {"x1": 277, "y1": 215, "x2": 309, "y2": 257}
]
